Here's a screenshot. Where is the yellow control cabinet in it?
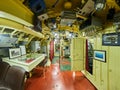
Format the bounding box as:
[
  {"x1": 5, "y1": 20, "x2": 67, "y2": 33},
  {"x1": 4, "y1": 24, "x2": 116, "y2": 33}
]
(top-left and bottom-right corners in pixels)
[{"x1": 70, "y1": 37, "x2": 86, "y2": 71}]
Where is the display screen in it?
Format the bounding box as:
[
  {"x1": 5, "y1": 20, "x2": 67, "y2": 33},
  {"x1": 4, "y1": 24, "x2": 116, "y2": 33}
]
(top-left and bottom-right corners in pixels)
[
  {"x1": 9, "y1": 48, "x2": 21, "y2": 58},
  {"x1": 102, "y1": 32, "x2": 120, "y2": 46}
]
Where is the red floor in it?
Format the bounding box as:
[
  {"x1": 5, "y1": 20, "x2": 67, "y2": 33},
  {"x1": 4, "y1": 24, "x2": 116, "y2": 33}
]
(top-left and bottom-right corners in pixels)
[{"x1": 24, "y1": 63, "x2": 97, "y2": 90}]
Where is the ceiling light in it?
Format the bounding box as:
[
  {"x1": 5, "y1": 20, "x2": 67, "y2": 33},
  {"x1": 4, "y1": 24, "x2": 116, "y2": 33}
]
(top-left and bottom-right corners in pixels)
[{"x1": 94, "y1": 0, "x2": 106, "y2": 11}]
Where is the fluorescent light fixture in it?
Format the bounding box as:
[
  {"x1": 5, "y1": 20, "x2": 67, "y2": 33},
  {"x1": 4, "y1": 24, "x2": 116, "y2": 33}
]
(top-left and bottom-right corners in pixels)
[
  {"x1": 95, "y1": 0, "x2": 106, "y2": 11},
  {"x1": 95, "y1": 3, "x2": 104, "y2": 10}
]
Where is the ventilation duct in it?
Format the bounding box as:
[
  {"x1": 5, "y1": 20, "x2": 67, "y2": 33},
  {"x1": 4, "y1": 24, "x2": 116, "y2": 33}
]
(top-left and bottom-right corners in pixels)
[
  {"x1": 61, "y1": 11, "x2": 76, "y2": 19},
  {"x1": 80, "y1": 16, "x2": 103, "y2": 30},
  {"x1": 29, "y1": 0, "x2": 46, "y2": 15},
  {"x1": 60, "y1": 11, "x2": 76, "y2": 26},
  {"x1": 33, "y1": 16, "x2": 42, "y2": 32}
]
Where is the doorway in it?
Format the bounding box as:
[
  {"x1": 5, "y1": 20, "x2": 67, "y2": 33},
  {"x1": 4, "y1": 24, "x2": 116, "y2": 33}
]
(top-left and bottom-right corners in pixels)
[{"x1": 86, "y1": 40, "x2": 94, "y2": 74}]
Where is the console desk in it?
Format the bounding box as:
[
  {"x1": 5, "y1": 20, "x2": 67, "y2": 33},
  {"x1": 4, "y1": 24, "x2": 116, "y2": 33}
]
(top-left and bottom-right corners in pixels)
[{"x1": 2, "y1": 53, "x2": 45, "y2": 72}]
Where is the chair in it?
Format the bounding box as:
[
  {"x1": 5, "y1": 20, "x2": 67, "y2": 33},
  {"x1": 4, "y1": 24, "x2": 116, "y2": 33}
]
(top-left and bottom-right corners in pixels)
[
  {"x1": 0, "y1": 66, "x2": 26, "y2": 90},
  {"x1": 0, "y1": 61, "x2": 10, "y2": 81}
]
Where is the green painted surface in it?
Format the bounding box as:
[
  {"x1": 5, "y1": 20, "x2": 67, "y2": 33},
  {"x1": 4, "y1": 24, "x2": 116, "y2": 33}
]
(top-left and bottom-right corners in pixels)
[
  {"x1": 52, "y1": 56, "x2": 59, "y2": 64},
  {"x1": 60, "y1": 58, "x2": 71, "y2": 71},
  {"x1": 60, "y1": 64, "x2": 71, "y2": 71},
  {"x1": 52, "y1": 56, "x2": 71, "y2": 71}
]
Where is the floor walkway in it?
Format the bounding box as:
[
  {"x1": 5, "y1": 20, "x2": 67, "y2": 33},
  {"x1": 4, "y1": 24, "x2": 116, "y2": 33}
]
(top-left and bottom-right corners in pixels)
[{"x1": 24, "y1": 58, "x2": 97, "y2": 90}]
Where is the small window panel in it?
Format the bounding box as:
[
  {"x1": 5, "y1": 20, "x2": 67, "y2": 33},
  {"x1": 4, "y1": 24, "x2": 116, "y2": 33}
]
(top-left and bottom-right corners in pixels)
[{"x1": 94, "y1": 50, "x2": 106, "y2": 62}]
